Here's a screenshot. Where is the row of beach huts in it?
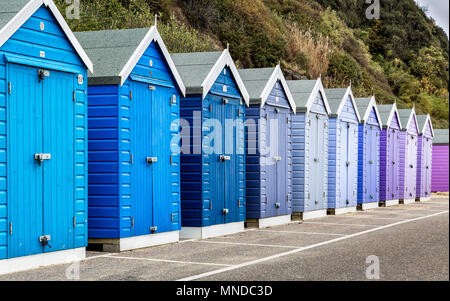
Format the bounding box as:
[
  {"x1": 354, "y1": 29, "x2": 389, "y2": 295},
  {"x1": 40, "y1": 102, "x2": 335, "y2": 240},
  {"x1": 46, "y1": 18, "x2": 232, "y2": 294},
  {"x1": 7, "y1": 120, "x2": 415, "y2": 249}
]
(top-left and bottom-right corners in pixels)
[{"x1": 0, "y1": 0, "x2": 448, "y2": 274}]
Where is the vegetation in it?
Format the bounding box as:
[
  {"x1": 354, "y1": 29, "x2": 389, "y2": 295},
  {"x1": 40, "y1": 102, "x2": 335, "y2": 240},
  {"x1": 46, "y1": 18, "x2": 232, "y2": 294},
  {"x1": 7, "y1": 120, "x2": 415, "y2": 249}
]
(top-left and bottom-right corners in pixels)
[{"x1": 56, "y1": 0, "x2": 449, "y2": 128}]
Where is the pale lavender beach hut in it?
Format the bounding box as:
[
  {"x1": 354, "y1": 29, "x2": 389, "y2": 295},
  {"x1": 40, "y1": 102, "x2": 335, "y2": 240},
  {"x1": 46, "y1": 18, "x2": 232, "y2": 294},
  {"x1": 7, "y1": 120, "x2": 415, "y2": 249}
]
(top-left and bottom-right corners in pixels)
[
  {"x1": 378, "y1": 103, "x2": 402, "y2": 207},
  {"x1": 397, "y1": 108, "x2": 420, "y2": 204},
  {"x1": 416, "y1": 114, "x2": 434, "y2": 202}
]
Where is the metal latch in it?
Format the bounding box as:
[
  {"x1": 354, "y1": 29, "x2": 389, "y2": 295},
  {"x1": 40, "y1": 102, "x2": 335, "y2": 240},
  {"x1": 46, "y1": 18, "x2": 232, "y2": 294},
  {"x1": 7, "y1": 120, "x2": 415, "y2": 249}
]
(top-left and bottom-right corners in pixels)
[
  {"x1": 275, "y1": 202, "x2": 280, "y2": 209},
  {"x1": 272, "y1": 156, "x2": 282, "y2": 162},
  {"x1": 410, "y1": 164, "x2": 414, "y2": 168},
  {"x1": 146, "y1": 157, "x2": 158, "y2": 164},
  {"x1": 220, "y1": 155, "x2": 231, "y2": 162},
  {"x1": 150, "y1": 226, "x2": 157, "y2": 234},
  {"x1": 39, "y1": 235, "x2": 51, "y2": 248},
  {"x1": 38, "y1": 69, "x2": 50, "y2": 82},
  {"x1": 369, "y1": 160, "x2": 373, "y2": 164},
  {"x1": 346, "y1": 161, "x2": 350, "y2": 166},
  {"x1": 314, "y1": 157, "x2": 319, "y2": 162},
  {"x1": 34, "y1": 153, "x2": 51, "y2": 166},
  {"x1": 392, "y1": 161, "x2": 396, "y2": 165},
  {"x1": 222, "y1": 208, "x2": 229, "y2": 215}
]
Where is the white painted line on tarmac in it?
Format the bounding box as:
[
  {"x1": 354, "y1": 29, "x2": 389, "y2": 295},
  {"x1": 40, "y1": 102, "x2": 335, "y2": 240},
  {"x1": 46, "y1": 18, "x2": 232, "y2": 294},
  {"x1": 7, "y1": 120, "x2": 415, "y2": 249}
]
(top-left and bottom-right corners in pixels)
[
  {"x1": 83, "y1": 253, "x2": 115, "y2": 261},
  {"x1": 104, "y1": 255, "x2": 232, "y2": 267},
  {"x1": 345, "y1": 215, "x2": 406, "y2": 221},
  {"x1": 193, "y1": 240, "x2": 299, "y2": 249},
  {"x1": 177, "y1": 210, "x2": 449, "y2": 281},
  {"x1": 250, "y1": 229, "x2": 345, "y2": 236},
  {"x1": 301, "y1": 221, "x2": 376, "y2": 227}
]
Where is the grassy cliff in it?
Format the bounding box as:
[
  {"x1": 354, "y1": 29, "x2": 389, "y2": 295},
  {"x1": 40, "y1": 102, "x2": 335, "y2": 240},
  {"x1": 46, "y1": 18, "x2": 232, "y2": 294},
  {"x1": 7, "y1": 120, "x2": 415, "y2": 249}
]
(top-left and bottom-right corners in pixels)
[{"x1": 56, "y1": 0, "x2": 449, "y2": 128}]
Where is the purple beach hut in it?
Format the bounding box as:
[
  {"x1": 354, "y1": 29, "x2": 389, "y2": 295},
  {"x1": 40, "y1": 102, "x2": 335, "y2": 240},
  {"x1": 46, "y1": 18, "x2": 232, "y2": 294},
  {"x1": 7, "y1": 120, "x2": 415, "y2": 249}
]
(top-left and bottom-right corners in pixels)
[{"x1": 416, "y1": 114, "x2": 434, "y2": 202}]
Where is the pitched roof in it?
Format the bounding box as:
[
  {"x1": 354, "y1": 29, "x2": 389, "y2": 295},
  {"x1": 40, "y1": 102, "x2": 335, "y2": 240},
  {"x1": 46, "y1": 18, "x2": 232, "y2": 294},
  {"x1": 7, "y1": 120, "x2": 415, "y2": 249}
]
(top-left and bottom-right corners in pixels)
[
  {"x1": 398, "y1": 108, "x2": 419, "y2": 132},
  {"x1": 0, "y1": 0, "x2": 93, "y2": 72},
  {"x1": 75, "y1": 27, "x2": 185, "y2": 94},
  {"x1": 324, "y1": 86, "x2": 361, "y2": 121},
  {"x1": 238, "y1": 65, "x2": 296, "y2": 113},
  {"x1": 286, "y1": 78, "x2": 330, "y2": 114},
  {"x1": 171, "y1": 49, "x2": 249, "y2": 104},
  {"x1": 433, "y1": 129, "x2": 449, "y2": 145},
  {"x1": 377, "y1": 103, "x2": 402, "y2": 129},
  {"x1": 416, "y1": 114, "x2": 434, "y2": 137},
  {"x1": 355, "y1": 96, "x2": 382, "y2": 128}
]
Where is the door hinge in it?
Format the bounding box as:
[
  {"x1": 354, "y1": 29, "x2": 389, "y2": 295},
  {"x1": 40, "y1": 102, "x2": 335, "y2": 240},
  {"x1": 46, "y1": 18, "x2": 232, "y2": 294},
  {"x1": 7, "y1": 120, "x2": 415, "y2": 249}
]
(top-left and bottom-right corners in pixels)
[
  {"x1": 131, "y1": 217, "x2": 134, "y2": 228},
  {"x1": 8, "y1": 82, "x2": 11, "y2": 95},
  {"x1": 209, "y1": 201, "x2": 212, "y2": 210},
  {"x1": 129, "y1": 90, "x2": 132, "y2": 100},
  {"x1": 238, "y1": 199, "x2": 241, "y2": 207},
  {"x1": 286, "y1": 195, "x2": 289, "y2": 202},
  {"x1": 265, "y1": 113, "x2": 268, "y2": 121},
  {"x1": 265, "y1": 196, "x2": 268, "y2": 204},
  {"x1": 9, "y1": 222, "x2": 12, "y2": 235},
  {"x1": 73, "y1": 91, "x2": 76, "y2": 102},
  {"x1": 170, "y1": 155, "x2": 173, "y2": 165},
  {"x1": 73, "y1": 217, "x2": 76, "y2": 228},
  {"x1": 238, "y1": 108, "x2": 240, "y2": 116},
  {"x1": 209, "y1": 104, "x2": 212, "y2": 112},
  {"x1": 286, "y1": 116, "x2": 289, "y2": 124},
  {"x1": 130, "y1": 153, "x2": 134, "y2": 164},
  {"x1": 308, "y1": 120, "x2": 311, "y2": 126},
  {"x1": 171, "y1": 213, "x2": 174, "y2": 223},
  {"x1": 324, "y1": 122, "x2": 327, "y2": 129}
]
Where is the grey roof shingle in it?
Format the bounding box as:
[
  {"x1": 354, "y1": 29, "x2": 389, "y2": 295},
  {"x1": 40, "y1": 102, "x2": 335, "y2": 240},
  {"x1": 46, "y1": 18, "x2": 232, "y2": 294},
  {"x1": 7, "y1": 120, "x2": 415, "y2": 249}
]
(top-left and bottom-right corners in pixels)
[
  {"x1": 377, "y1": 104, "x2": 395, "y2": 126},
  {"x1": 433, "y1": 129, "x2": 449, "y2": 144},
  {"x1": 0, "y1": 0, "x2": 30, "y2": 32},
  {"x1": 355, "y1": 97, "x2": 371, "y2": 121},
  {"x1": 397, "y1": 109, "x2": 414, "y2": 131},
  {"x1": 238, "y1": 67, "x2": 275, "y2": 104},
  {"x1": 74, "y1": 28, "x2": 150, "y2": 84},
  {"x1": 286, "y1": 80, "x2": 317, "y2": 109},
  {"x1": 325, "y1": 88, "x2": 348, "y2": 115},
  {"x1": 171, "y1": 51, "x2": 223, "y2": 95},
  {"x1": 416, "y1": 115, "x2": 429, "y2": 134}
]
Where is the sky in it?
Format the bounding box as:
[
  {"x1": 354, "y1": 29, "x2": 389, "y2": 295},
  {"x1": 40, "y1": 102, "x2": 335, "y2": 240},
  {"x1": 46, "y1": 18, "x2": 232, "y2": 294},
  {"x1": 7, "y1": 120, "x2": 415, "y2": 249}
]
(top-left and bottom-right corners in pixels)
[{"x1": 415, "y1": 0, "x2": 449, "y2": 37}]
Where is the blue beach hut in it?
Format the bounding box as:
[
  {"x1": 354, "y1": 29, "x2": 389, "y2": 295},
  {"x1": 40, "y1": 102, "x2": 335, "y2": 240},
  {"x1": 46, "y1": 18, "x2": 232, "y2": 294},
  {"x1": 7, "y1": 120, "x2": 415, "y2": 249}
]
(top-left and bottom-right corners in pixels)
[
  {"x1": 0, "y1": 0, "x2": 93, "y2": 274},
  {"x1": 239, "y1": 66, "x2": 296, "y2": 228},
  {"x1": 286, "y1": 79, "x2": 331, "y2": 220},
  {"x1": 76, "y1": 26, "x2": 186, "y2": 252},
  {"x1": 171, "y1": 49, "x2": 249, "y2": 239},
  {"x1": 325, "y1": 86, "x2": 361, "y2": 215},
  {"x1": 355, "y1": 96, "x2": 382, "y2": 210}
]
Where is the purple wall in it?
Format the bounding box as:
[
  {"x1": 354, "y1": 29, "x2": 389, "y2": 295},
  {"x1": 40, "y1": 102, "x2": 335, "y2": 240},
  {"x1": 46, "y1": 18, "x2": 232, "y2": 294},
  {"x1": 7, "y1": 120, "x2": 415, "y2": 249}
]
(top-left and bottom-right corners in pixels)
[
  {"x1": 432, "y1": 144, "x2": 449, "y2": 192},
  {"x1": 398, "y1": 116, "x2": 419, "y2": 201},
  {"x1": 380, "y1": 114, "x2": 401, "y2": 201}
]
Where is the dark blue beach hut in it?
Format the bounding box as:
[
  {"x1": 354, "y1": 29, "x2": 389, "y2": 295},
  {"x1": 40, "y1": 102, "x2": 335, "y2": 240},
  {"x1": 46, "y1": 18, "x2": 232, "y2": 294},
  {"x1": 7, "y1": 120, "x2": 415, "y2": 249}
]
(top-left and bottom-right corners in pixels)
[
  {"x1": 239, "y1": 66, "x2": 296, "y2": 228},
  {"x1": 76, "y1": 26, "x2": 186, "y2": 251},
  {"x1": 326, "y1": 87, "x2": 361, "y2": 215},
  {"x1": 0, "y1": 0, "x2": 92, "y2": 274},
  {"x1": 355, "y1": 96, "x2": 382, "y2": 210},
  {"x1": 171, "y1": 49, "x2": 249, "y2": 239},
  {"x1": 286, "y1": 79, "x2": 331, "y2": 220}
]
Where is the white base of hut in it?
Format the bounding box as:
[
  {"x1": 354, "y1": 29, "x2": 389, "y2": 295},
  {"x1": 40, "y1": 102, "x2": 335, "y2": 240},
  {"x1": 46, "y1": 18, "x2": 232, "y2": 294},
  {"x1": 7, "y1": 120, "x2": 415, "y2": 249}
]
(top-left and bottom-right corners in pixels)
[
  {"x1": 180, "y1": 222, "x2": 244, "y2": 239},
  {"x1": 299, "y1": 209, "x2": 328, "y2": 220},
  {"x1": 401, "y1": 198, "x2": 416, "y2": 204},
  {"x1": 328, "y1": 206, "x2": 357, "y2": 215},
  {"x1": 0, "y1": 247, "x2": 85, "y2": 276},
  {"x1": 246, "y1": 214, "x2": 292, "y2": 228},
  {"x1": 382, "y1": 199, "x2": 400, "y2": 207},
  {"x1": 89, "y1": 231, "x2": 179, "y2": 252},
  {"x1": 358, "y1": 202, "x2": 379, "y2": 211},
  {"x1": 416, "y1": 196, "x2": 431, "y2": 202}
]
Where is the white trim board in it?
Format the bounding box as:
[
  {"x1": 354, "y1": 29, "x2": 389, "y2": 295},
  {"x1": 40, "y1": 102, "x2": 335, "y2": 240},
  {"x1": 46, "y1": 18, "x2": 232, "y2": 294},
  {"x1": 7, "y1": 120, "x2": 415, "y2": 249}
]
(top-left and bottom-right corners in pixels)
[
  {"x1": 360, "y1": 95, "x2": 382, "y2": 129},
  {"x1": 385, "y1": 103, "x2": 403, "y2": 130},
  {"x1": 259, "y1": 65, "x2": 296, "y2": 114},
  {"x1": 0, "y1": 0, "x2": 93, "y2": 73},
  {"x1": 335, "y1": 86, "x2": 361, "y2": 122},
  {"x1": 0, "y1": 247, "x2": 85, "y2": 276},
  {"x1": 180, "y1": 222, "x2": 245, "y2": 239},
  {"x1": 201, "y1": 49, "x2": 250, "y2": 105},
  {"x1": 306, "y1": 78, "x2": 331, "y2": 115},
  {"x1": 118, "y1": 26, "x2": 186, "y2": 95},
  {"x1": 418, "y1": 114, "x2": 434, "y2": 138}
]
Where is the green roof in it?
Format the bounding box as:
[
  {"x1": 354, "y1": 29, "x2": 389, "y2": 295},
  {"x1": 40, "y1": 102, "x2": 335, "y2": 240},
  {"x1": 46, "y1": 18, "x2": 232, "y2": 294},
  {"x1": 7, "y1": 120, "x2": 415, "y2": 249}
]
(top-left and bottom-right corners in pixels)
[
  {"x1": 416, "y1": 115, "x2": 430, "y2": 134},
  {"x1": 238, "y1": 67, "x2": 275, "y2": 104},
  {"x1": 433, "y1": 129, "x2": 449, "y2": 144},
  {"x1": 397, "y1": 109, "x2": 414, "y2": 130},
  {"x1": 74, "y1": 28, "x2": 150, "y2": 85},
  {"x1": 171, "y1": 51, "x2": 223, "y2": 95},
  {"x1": 0, "y1": 0, "x2": 30, "y2": 31},
  {"x1": 377, "y1": 104, "x2": 395, "y2": 126},
  {"x1": 325, "y1": 88, "x2": 348, "y2": 115},
  {"x1": 355, "y1": 98, "x2": 371, "y2": 121},
  {"x1": 286, "y1": 80, "x2": 317, "y2": 108}
]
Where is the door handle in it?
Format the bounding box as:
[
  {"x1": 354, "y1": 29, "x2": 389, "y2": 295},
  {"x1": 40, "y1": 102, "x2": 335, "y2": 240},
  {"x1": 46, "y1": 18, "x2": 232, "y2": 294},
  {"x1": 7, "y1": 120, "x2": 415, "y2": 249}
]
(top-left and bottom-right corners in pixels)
[
  {"x1": 146, "y1": 157, "x2": 158, "y2": 164},
  {"x1": 346, "y1": 161, "x2": 350, "y2": 166},
  {"x1": 272, "y1": 156, "x2": 282, "y2": 162},
  {"x1": 369, "y1": 160, "x2": 373, "y2": 164},
  {"x1": 409, "y1": 164, "x2": 414, "y2": 168},
  {"x1": 34, "y1": 153, "x2": 51, "y2": 166},
  {"x1": 220, "y1": 155, "x2": 231, "y2": 162},
  {"x1": 314, "y1": 158, "x2": 319, "y2": 162},
  {"x1": 392, "y1": 161, "x2": 396, "y2": 165}
]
